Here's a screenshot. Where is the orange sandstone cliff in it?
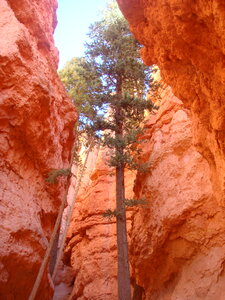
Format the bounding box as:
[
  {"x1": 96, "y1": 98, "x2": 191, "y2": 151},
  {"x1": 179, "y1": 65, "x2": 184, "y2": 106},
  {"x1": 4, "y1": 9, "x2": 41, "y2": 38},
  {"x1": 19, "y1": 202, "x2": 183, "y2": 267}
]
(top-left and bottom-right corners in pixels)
[
  {"x1": 130, "y1": 87, "x2": 225, "y2": 299},
  {"x1": 0, "y1": 0, "x2": 76, "y2": 298},
  {"x1": 117, "y1": 0, "x2": 225, "y2": 205},
  {"x1": 1, "y1": 1, "x2": 225, "y2": 299},
  {"x1": 115, "y1": 1, "x2": 225, "y2": 298}
]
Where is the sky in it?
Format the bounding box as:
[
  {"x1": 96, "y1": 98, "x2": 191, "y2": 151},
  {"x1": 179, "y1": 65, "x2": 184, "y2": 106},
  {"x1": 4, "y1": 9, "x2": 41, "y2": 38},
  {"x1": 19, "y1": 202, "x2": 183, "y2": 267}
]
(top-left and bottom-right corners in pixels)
[{"x1": 54, "y1": 0, "x2": 108, "y2": 69}]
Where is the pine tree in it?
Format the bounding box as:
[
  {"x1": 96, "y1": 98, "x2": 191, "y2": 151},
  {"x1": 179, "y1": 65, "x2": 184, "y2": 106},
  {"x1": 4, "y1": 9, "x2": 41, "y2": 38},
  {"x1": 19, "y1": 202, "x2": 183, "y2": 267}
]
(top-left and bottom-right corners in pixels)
[
  {"x1": 59, "y1": 57, "x2": 103, "y2": 147},
  {"x1": 59, "y1": 1, "x2": 158, "y2": 299}
]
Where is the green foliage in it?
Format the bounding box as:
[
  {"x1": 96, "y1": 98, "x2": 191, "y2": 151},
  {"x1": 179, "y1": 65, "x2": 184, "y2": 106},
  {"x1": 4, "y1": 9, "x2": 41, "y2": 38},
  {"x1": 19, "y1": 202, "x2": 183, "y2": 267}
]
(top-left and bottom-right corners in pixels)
[
  {"x1": 102, "y1": 208, "x2": 117, "y2": 219},
  {"x1": 58, "y1": 0, "x2": 161, "y2": 172},
  {"x1": 124, "y1": 198, "x2": 147, "y2": 207},
  {"x1": 85, "y1": 5, "x2": 151, "y2": 95},
  {"x1": 59, "y1": 57, "x2": 102, "y2": 142},
  {"x1": 58, "y1": 0, "x2": 161, "y2": 170},
  {"x1": 81, "y1": 3, "x2": 158, "y2": 169},
  {"x1": 103, "y1": 198, "x2": 147, "y2": 219},
  {"x1": 46, "y1": 168, "x2": 72, "y2": 184}
]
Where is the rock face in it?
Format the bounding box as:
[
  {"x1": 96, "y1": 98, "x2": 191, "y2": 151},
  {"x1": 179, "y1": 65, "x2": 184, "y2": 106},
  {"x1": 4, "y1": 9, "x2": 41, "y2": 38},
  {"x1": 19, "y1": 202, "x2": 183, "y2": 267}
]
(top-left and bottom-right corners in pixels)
[
  {"x1": 117, "y1": 0, "x2": 225, "y2": 205},
  {"x1": 131, "y1": 87, "x2": 225, "y2": 299},
  {"x1": 114, "y1": 1, "x2": 225, "y2": 297},
  {"x1": 2, "y1": 0, "x2": 225, "y2": 298},
  {"x1": 53, "y1": 145, "x2": 101, "y2": 300},
  {"x1": 0, "y1": 0, "x2": 76, "y2": 299}
]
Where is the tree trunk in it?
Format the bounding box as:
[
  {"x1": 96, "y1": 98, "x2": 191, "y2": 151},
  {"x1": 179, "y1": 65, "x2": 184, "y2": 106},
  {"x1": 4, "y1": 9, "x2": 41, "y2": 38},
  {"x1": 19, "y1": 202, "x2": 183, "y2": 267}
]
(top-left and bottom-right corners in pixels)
[
  {"x1": 116, "y1": 164, "x2": 131, "y2": 300},
  {"x1": 115, "y1": 79, "x2": 131, "y2": 300}
]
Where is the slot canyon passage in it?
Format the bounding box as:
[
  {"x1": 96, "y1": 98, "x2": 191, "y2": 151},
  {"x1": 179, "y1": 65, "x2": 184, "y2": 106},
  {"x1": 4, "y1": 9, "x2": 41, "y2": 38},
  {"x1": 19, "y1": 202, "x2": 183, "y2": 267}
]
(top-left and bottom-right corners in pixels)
[{"x1": 1, "y1": 0, "x2": 225, "y2": 299}]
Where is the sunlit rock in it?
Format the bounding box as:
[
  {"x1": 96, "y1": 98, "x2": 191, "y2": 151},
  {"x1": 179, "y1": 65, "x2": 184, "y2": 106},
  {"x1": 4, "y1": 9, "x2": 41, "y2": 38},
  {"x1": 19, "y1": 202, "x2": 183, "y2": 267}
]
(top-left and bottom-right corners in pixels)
[{"x1": 0, "y1": 0, "x2": 76, "y2": 298}]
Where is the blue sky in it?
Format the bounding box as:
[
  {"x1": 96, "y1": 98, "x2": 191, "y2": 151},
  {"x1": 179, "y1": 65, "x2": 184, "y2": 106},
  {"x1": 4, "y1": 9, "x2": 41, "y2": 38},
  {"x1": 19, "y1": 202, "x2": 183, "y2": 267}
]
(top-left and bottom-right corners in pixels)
[{"x1": 54, "y1": 0, "x2": 107, "y2": 69}]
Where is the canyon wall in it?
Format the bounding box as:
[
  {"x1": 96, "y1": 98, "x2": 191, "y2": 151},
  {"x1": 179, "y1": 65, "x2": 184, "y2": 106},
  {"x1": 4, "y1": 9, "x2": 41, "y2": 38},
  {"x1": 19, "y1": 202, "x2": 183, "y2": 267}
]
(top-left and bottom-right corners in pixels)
[
  {"x1": 2, "y1": 0, "x2": 225, "y2": 299},
  {"x1": 117, "y1": 0, "x2": 225, "y2": 205},
  {"x1": 0, "y1": 0, "x2": 76, "y2": 299},
  {"x1": 131, "y1": 87, "x2": 225, "y2": 299},
  {"x1": 115, "y1": 0, "x2": 225, "y2": 298}
]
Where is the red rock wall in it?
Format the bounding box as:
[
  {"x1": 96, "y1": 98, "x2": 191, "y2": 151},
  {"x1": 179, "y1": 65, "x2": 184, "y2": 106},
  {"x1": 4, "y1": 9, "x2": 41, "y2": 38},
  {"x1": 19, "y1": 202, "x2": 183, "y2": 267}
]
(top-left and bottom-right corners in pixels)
[
  {"x1": 117, "y1": 0, "x2": 225, "y2": 205},
  {"x1": 131, "y1": 87, "x2": 225, "y2": 299},
  {"x1": 115, "y1": 1, "x2": 225, "y2": 297},
  {"x1": 53, "y1": 145, "x2": 101, "y2": 299},
  {"x1": 0, "y1": 0, "x2": 76, "y2": 298}
]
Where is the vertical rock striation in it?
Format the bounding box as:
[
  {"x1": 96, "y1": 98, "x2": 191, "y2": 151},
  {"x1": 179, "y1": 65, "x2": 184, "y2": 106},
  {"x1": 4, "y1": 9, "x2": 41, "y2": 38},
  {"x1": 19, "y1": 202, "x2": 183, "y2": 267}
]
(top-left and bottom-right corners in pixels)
[{"x1": 0, "y1": 0, "x2": 76, "y2": 298}]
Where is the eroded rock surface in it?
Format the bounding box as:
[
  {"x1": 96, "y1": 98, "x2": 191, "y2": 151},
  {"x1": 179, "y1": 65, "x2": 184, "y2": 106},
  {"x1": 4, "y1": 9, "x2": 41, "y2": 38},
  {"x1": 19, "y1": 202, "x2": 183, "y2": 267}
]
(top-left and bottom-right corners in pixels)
[
  {"x1": 117, "y1": 0, "x2": 225, "y2": 205},
  {"x1": 131, "y1": 87, "x2": 225, "y2": 299},
  {"x1": 0, "y1": 0, "x2": 76, "y2": 298},
  {"x1": 114, "y1": 1, "x2": 225, "y2": 297}
]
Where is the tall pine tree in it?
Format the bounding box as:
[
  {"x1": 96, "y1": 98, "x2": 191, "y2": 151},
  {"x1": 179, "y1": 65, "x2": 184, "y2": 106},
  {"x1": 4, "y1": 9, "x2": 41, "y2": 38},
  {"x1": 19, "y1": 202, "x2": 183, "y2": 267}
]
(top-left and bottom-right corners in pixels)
[{"x1": 60, "y1": 1, "x2": 157, "y2": 299}]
